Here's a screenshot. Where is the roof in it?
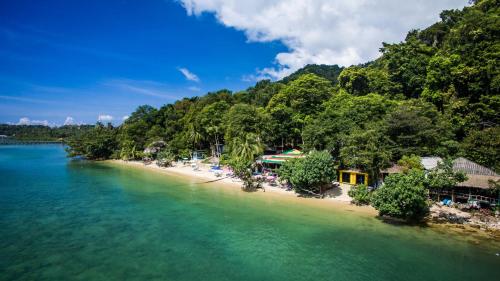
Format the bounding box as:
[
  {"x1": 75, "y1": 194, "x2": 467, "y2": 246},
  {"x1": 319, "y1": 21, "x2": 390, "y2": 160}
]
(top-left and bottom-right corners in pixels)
[
  {"x1": 453, "y1": 158, "x2": 499, "y2": 189},
  {"x1": 339, "y1": 169, "x2": 368, "y2": 174},
  {"x1": 261, "y1": 150, "x2": 304, "y2": 164},
  {"x1": 453, "y1": 157, "x2": 498, "y2": 176},
  {"x1": 456, "y1": 175, "x2": 499, "y2": 189},
  {"x1": 421, "y1": 157, "x2": 442, "y2": 170}
]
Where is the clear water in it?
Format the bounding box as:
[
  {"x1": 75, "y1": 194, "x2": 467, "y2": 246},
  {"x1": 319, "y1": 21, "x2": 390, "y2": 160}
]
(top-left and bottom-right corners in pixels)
[{"x1": 1, "y1": 145, "x2": 499, "y2": 281}]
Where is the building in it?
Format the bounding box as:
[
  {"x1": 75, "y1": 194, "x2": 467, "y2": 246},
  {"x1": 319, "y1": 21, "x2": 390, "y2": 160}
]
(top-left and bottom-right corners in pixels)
[
  {"x1": 338, "y1": 169, "x2": 369, "y2": 185},
  {"x1": 260, "y1": 149, "x2": 304, "y2": 169},
  {"x1": 446, "y1": 157, "x2": 499, "y2": 204}
]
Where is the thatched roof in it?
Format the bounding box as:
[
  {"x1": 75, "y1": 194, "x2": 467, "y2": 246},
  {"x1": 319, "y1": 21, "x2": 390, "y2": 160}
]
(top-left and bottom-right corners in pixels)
[
  {"x1": 453, "y1": 157, "x2": 497, "y2": 176},
  {"x1": 453, "y1": 157, "x2": 499, "y2": 189}
]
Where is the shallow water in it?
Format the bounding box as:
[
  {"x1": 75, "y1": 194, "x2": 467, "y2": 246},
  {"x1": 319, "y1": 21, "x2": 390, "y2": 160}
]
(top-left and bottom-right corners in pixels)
[{"x1": 1, "y1": 145, "x2": 499, "y2": 281}]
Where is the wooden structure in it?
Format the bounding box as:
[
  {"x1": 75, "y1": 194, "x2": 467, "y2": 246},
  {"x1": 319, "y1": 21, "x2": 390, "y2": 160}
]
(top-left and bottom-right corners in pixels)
[{"x1": 338, "y1": 169, "x2": 369, "y2": 185}]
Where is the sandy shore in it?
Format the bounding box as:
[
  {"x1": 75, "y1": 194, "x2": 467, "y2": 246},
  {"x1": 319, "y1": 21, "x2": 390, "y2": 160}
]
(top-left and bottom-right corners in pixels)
[
  {"x1": 106, "y1": 159, "x2": 378, "y2": 216},
  {"x1": 105, "y1": 159, "x2": 500, "y2": 239}
]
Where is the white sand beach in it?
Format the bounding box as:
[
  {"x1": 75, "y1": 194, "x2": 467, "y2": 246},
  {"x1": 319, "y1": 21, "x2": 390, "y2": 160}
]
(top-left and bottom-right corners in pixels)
[{"x1": 110, "y1": 159, "x2": 351, "y2": 198}]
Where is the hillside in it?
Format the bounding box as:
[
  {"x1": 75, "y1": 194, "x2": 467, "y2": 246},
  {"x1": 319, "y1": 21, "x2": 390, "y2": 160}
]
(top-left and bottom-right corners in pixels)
[{"x1": 66, "y1": 0, "x2": 499, "y2": 174}]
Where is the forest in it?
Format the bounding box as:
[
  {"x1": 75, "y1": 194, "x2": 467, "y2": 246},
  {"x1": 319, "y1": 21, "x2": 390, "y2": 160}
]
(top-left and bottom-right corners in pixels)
[
  {"x1": 64, "y1": 0, "x2": 498, "y2": 177},
  {"x1": 0, "y1": 124, "x2": 94, "y2": 141}
]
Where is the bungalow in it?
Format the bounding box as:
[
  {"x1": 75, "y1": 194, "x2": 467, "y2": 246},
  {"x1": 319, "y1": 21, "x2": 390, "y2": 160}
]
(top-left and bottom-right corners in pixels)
[
  {"x1": 382, "y1": 157, "x2": 499, "y2": 205},
  {"x1": 445, "y1": 157, "x2": 499, "y2": 204},
  {"x1": 338, "y1": 169, "x2": 369, "y2": 185}
]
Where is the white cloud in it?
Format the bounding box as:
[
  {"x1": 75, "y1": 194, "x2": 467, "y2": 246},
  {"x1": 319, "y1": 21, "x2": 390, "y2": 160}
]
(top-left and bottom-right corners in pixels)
[
  {"x1": 97, "y1": 114, "x2": 113, "y2": 122},
  {"x1": 179, "y1": 0, "x2": 468, "y2": 79},
  {"x1": 64, "y1": 116, "x2": 74, "y2": 125},
  {"x1": 178, "y1": 67, "x2": 200, "y2": 82},
  {"x1": 18, "y1": 117, "x2": 30, "y2": 125},
  {"x1": 17, "y1": 117, "x2": 50, "y2": 126},
  {"x1": 122, "y1": 115, "x2": 129, "y2": 121}
]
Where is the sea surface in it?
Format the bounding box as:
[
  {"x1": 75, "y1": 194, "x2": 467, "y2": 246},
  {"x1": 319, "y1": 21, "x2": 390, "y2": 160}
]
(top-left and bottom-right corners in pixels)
[{"x1": 1, "y1": 145, "x2": 499, "y2": 281}]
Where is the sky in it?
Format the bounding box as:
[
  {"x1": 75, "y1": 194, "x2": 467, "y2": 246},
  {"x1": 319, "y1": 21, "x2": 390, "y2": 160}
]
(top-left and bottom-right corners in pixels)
[{"x1": 0, "y1": 0, "x2": 468, "y2": 126}]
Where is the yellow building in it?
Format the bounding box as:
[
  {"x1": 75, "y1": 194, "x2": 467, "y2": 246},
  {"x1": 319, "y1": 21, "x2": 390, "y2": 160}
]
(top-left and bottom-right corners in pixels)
[{"x1": 338, "y1": 169, "x2": 369, "y2": 185}]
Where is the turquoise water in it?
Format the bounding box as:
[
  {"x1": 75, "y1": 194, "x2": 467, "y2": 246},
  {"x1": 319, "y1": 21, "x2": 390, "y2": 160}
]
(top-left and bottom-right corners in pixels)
[{"x1": 0, "y1": 145, "x2": 499, "y2": 281}]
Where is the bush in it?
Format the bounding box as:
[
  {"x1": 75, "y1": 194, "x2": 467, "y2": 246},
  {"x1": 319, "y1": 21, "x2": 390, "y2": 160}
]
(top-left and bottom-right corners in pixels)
[
  {"x1": 156, "y1": 150, "x2": 175, "y2": 167},
  {"x1": 371, "y1": 170, "x2": 429, "y2": 222},
  {"x1": 279, "y1": 150, "x2": 336, "y2": 195},
  {"x1": 348, "y1": 184, "x2": 371, "y2": 205}
]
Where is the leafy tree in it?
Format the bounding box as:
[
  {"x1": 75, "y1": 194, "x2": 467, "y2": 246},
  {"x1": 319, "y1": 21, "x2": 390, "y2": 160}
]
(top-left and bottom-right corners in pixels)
[
  {"x1": 267, "y1": 74, "x2": 334, "y2": 145},
  {"x1": 426, "y1": 159, "x2": 468, "y2": 193},
  {"x1": 371, "y1": 170, "x2": 430, "y2": 221},
  {"x1": 224, "y1": 104, "x2": 266, "y2": 146},
  {"x1": 461, "y1": 127, "x2": 500, "y2": 172},
  {"x1": 348, "y1": 184, "x2": 372, "y2": 205},
  {"x1": 397, "y1": 155, "x2": 424, "y2": 173},
  {"x1": 279, "y1": 150, "x2": 336, "y2": 195},
  {"x1": 66, "y1": 123, "x2": 118, "y2": 160},
  {"x1": 340, "y1": 128, "x2": 392, "y2": 184},
  {"x1": 338, "y1": 66, "x2": 369, "y2": 96}
]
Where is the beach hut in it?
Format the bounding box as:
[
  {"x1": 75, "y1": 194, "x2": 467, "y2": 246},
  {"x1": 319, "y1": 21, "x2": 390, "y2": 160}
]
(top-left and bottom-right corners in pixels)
[
  {"x1": 260, "y1": 149, "x2": 305, "y2": 169},
  {"x1": 446, "y1": 157, "x2": 499, "y2": 204},
  {"x1": 338, "y1": 169, "x2": 369, "y2": 185}
]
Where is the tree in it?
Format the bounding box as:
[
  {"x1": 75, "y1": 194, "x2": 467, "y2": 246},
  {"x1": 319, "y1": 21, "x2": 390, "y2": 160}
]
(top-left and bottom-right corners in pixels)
[
  {"x1": 267, "y1": 74, "x2": 334, "y2": 145},
  {"x1": 348, "y1": 184, "x2": 372, "y2": 205},
  {"x1": 224, "y1": 104, "x2": 266, "y2": 146},
  {"x1": 338, "y1": 66, "x2": 370, "y2": 96},
  {"x1": 226, "y1": 133, "x2": 264, "y2": 191},
  {"x1": 340, "y1": 128, "x2": 392, "y2": 184},
  {"x1": 462, "y1": 127, "x2": 500, "y2": 172},
  {"x1": 426, "y1": 159, "x2": 467, "y2": 194},
  {"x1": 66, "y1": 122, "x2": 118, "y2": 160},
  {"x1": 371, "y1": 170, "x2": 430, "y2": 221},
  {"x1": 397, "y1": 155, "x2": 424, "y2": 173},
  {"x1": 279, "y1": 150, "x2": 336, "y2": 196}
]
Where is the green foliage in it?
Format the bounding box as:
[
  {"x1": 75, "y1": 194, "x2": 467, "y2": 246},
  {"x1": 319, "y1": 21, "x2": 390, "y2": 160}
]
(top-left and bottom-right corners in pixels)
[
  {"x1": 371, "y1": 170, "x2": 430, "y2": 221},
  {"x1": 59, "y1": 0, "x2": 498, "y2": 179},
  {"x1": 156, "y1": 149, "x2": 175, "y2": 167},
  {"x1": 66, "y1": 123, "x2": 118, "y2": 160},
  {"x1": 348, "y1": 184, "x2": 372, "y2": 205},
  {"x1": 279, "y1": 151, "x2": 336, "y2": 195},
  {"x1": 397, "y1": 155, "x2": 424, "y2": 173},
  {"x1": 281, "y1": 64, "x2": 343, "y2": 85},
  {"x1": 426, "y1": 159, "x2": 468, "y2": 191},
  {"x1": 461, "y1": 127, "x2": 500, "y2": 172},
  {"x1": 0, "y1": 124, "x2": 94, "y2": 141}
]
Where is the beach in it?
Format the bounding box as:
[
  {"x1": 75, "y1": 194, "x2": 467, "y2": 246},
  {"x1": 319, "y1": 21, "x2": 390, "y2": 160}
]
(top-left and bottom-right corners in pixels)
[
  {"x1": 108, "y1": 159, "x2": 377, "y2": 215},
  {"x1": 108, "y1": 159, "x2": 500, "y2": 237}
]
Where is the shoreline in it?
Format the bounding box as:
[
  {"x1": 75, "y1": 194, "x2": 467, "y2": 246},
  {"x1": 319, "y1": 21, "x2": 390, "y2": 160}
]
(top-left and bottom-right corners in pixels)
[
  {"x1": 106, "y1": 159, "x2": 377, "y2": 216},
  {"x1": 106, "y1": 159, "x2": 500, "y2": 240}
]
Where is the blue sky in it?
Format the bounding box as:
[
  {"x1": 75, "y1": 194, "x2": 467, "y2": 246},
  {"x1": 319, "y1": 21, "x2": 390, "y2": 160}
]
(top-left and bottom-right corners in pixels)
[
  {"x1": 0, "y1": 0, "x2": 467, "y2": 126},
  {"x1": 0, "y1": 0, "x2": 286, "y2": 125}
]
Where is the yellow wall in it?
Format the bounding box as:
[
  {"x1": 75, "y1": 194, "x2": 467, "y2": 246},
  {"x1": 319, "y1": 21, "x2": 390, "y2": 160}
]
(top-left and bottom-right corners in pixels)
[{"x1": 339, "y1": 170, "x2": 369, "y2": 185}]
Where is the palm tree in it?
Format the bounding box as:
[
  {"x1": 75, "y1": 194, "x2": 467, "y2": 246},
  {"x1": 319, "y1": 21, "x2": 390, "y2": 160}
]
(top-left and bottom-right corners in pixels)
[{"x1": 230, "y1": 133, "x2": 263, "y2": 164}]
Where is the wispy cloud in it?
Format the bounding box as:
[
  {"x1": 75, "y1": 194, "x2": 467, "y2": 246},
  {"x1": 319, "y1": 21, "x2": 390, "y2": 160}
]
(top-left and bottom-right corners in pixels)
[
  {"x1": 178, "y1": 67, "x2": 200, "y2": 82},
  {"x1": 103, "y1": 79, "x2": 181, "y2": 100},
  {"x1": 0, "y1": 94, "x2": 55, "y2": 104},
  {"x1": 97, "y1": 114, "x2": 113, "y2": 122}
]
